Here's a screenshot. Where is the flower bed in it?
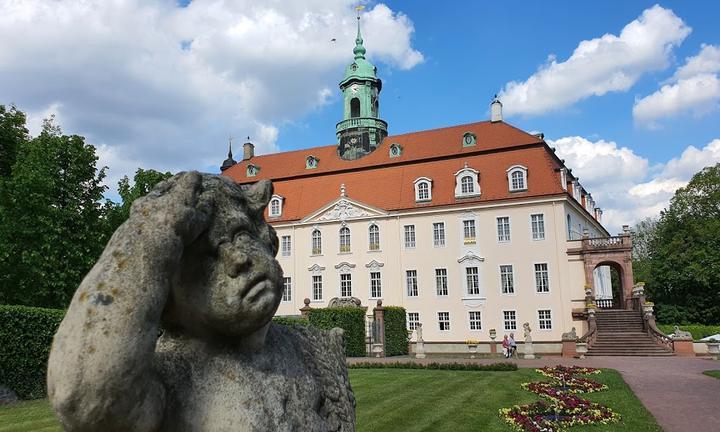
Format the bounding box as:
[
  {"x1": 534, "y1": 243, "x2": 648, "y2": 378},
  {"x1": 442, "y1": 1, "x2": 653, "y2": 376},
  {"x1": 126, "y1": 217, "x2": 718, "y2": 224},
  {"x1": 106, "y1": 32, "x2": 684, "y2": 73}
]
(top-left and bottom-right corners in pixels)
[{"x1": 500, "y1": 365, "x2": 620, "y2": 431}]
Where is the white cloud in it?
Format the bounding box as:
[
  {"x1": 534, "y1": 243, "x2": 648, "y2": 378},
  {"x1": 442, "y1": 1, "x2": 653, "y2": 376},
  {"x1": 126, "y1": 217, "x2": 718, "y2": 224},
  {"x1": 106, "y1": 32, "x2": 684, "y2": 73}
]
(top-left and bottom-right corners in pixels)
[
  {"x1": 499, "y1": 5, "x2": 690, "y2": 116},
  {"x1": 0, "y1": 0, "x2": 422, "y2": 194},
  {"x1": 549, "y1": 137, "x2": 720, "y2": 233},
  {"x1": 634, "y1": 44, "x2": 720, "y2": 125}
]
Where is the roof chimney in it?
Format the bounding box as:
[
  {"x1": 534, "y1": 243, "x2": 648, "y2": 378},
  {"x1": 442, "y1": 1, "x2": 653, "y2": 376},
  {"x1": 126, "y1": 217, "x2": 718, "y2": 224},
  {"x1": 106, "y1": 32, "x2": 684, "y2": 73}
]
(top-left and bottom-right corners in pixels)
[
  {"x1": 490, "y1": 95, "x2": 503, "y2": 122},
  {"x1": 243, "y1": 137, "x2": 254, "y2": 160},
  {"x1": 594, "y1": 208, "x2": 603, "y2": 222}
]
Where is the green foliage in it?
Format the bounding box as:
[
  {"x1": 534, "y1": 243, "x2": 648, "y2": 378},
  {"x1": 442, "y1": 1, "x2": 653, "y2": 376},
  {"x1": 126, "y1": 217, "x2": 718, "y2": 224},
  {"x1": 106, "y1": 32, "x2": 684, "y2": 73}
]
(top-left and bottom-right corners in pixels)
[
  {"x1": 657, "y1": 324, "x2": 720, "y2": 340},
  {"x1": 272, "y1": 315, "x2": 309, "y2": 327},
  {"x1": 0, "y1": 305, "x2": 65, "y2": 399},
  {"x1": 0, "y1": 105, "x2": 29, "y2": 179},
  {"x1": 703, "y1": 370, "x2": 720, "y2": 380},
  {"x1": 643, "y1": 164, "x2": 720, "y2": 325},
  {"x1": 349, "y1": 361, "x2": 518, "y2": 371},
  {"x1": 308, "y1": 307, "x2": 366, "y2": 357},
  {"x1": 0, "y1": 117, "x2": 110, "y2": 308},
  {"x1": 105, "y1": 168, "x2": 173, "y2": 232},
  {"x1": 383, "y1": 306, "x2": 409, "y2": 356}
]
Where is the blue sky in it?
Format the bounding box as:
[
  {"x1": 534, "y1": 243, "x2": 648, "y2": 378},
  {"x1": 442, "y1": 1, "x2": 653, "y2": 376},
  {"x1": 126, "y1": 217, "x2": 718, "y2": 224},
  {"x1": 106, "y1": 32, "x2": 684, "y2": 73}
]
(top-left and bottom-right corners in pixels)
[{"x1": 1, "y1": 1, "x2": 718, "y2": 232}]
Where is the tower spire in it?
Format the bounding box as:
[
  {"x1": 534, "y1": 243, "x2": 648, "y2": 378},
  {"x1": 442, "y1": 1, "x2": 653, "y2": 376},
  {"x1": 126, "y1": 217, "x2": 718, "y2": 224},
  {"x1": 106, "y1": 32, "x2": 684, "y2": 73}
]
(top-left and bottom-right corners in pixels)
[{"x1": 353, "y1": 6, "x2": 366, "y2": 59}]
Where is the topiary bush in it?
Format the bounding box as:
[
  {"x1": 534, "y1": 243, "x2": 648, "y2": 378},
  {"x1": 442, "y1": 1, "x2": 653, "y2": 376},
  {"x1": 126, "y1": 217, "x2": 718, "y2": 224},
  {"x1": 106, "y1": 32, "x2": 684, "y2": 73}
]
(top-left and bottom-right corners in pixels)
[
  {"x1": 308, "y1": 307, "x2": 366, "y2": 357},
  {"x1": 272, "y1": 315, "x2": 309, "y2": 327},
  {"x1": 0, "y1": 305, "x2": 65, "y2": 399},
  {"x1": 383, "y1": 306, "x2": 409, "y2": 356}
]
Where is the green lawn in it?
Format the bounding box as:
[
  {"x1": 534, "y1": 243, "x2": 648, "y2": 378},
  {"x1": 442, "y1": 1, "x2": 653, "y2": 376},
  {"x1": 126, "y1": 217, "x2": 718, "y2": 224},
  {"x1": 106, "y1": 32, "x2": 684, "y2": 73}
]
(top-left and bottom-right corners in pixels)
[
  {"x1": 703, "y1": 370, "x2": 720, "y2": 380},
  {"x1": 0, "y1": 368, "x2": 660, "y2": 432}
]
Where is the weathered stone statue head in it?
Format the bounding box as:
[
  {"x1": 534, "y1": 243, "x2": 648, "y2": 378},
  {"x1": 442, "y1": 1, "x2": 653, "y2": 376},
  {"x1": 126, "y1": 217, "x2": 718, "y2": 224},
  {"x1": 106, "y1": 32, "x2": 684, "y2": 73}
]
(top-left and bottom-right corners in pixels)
[{"x1": 48, "y1": 172, "x2": 355, "y2": 432}]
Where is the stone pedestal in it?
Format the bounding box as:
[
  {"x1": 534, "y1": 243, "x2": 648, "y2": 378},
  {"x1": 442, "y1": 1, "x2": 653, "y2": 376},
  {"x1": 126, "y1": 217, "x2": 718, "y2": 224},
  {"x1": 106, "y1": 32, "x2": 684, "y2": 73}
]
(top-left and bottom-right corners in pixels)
[
  {"x1": 415, "y1": 341, "x2": 426, "y2": 359},
  {"x1": 673, "y1": 339, "x2": 695, "y2": 357},
  {"x1": 562, "y1": 340, "x2": 578, "y2": 358},
  {"x1": 706, "y1": 342, "x2": 719, "y2": 360},
  {"x1": 523, "y1": 342, "x2": 536, "y2": 359},
  {"x1": 576, "y1": 342, "x2": 588, "y2": 359}
]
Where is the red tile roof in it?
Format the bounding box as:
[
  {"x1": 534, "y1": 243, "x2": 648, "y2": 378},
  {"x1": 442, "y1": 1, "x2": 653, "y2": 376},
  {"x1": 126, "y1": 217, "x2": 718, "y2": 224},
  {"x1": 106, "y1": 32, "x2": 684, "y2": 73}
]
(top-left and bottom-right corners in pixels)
[{"x1": 222, "y1": 121, "x2": 567, "y2": 222}]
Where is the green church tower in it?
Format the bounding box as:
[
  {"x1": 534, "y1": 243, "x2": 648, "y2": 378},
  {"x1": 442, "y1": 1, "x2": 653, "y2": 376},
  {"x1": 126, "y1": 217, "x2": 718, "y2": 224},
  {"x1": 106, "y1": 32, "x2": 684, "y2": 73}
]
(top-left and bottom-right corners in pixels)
[{"x1": 336, "y1": 14, "x2": 388, "y2": 160}]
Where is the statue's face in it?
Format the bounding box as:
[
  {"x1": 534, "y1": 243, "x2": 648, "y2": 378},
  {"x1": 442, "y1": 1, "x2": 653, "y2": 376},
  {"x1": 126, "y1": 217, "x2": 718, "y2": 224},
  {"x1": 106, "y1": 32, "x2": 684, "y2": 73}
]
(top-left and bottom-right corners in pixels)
[{"x1": 165, "y1": 179, "x2": 283, "y2": 339}]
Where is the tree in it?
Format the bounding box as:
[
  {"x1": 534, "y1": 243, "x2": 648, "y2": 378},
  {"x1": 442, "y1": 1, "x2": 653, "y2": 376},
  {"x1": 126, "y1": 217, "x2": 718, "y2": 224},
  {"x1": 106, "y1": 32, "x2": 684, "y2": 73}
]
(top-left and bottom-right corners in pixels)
[
  {"x1": 646, "y1": 164, "x2": 720, "y2": 324},
  {"x1": 0, "y1": 117, "x2": 109, "y2": 308},
  {"x1": 0, "y1": 105, "x2": 29, "y2": 179},
  {"x1": 631, "y1": 217, "x2": 657, "y2": 285},
  {"x1": 105, "y1": 168, "x2": 173, "y2": 234}
]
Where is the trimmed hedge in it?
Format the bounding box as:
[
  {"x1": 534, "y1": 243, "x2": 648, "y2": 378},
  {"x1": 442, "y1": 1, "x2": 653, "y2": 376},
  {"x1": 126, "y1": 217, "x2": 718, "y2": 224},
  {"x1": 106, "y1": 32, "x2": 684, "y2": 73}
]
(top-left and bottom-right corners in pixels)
[
  {"x1": 0, "y1": 305, "x2": 65, "y2": 399},
  {"x1": 657, "y1": 324, "x2": 720, "y2": 340},
  {"x1": 383, "y1": 306, "x2": 409, "y2": 356},
  {"x1": 308, "y1": 307, "x2": 366, "y2": 357},
  {"x1": 272, "y1": 315, "x2": 309, "y2": 327},
  {"x1": 349, "y1": 361, "x2": 518, "y2": 371}
]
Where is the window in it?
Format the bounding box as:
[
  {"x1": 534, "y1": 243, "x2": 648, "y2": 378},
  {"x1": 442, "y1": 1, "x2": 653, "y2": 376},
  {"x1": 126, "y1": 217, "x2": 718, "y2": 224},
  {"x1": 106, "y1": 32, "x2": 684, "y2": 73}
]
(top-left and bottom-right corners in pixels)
[
  {"x1": 414, "y1": 177, "x2": 432, "y2": 202},
  {"x1": 534, "y1": 263, "x2": 550, "y2": 293},
  {"x1": 350, "y1": 97, "x2": 360, "y2": 118},
  {"x1": 370, "y1": 272, "x2": 382, "y2": 298},
  {"x1": 281, "y1": 235, "x2": 291, "y2": 257},
  {"x1": 497, "y1": 217, "x2": 511, "y2": 242},
  {"x1": 531, "y1": 214, "x2": 545, "y2": 240},
  {"x1": 404, "y1": 225, "x2": 416, "y2": 248},
  {"x1": 339, "y1": 226, "x2": 351, "y2": 253},
  {"x1": 406, "y1": 270, "x2": 418, "y2": 297},
  {"x1": 306, "y1": 155, "x2": 319, "y2": 169},
  {"x1": 463, "y1": 220, "x2": 476, "y2": 244},
  {"x1": 268, "y1": 195, "x2": 283, "y2": 217},
  {"x1": 282, "y1": 277, "x2": 292, "y2": 302},
  {"x1": 538, "y1": 309, "x2": 552, "y2": 330},
  {"x1": 389, "y1": 143, "x2": 402, "y2": 158},
  {"x1": 435, "y1": 268, "x2": 448, "y2": 296},
  {"x1": 566, "y1": 214, "x2": 572, "y2": 240},
  {"x1": 438, "y1": 312, "x2": 450, "y2": 331},
  {"x1": 500, "y1": 265, "x2": 514, "y2": 294},
  {"x1": 469, "y1": 311, "x2": 482, "y2": 331},
  {"x1": 503, "y1": 310, "x2": 517, "y2": 331},
  {"x1": 312, "y1": 275, "x2": 323, "y2": 301},
  {"x1": 466, "y1": 267, "x2": 480, "y2": 295},
  {"x1": 461, "y1": 176, "x2": 474, "y2": 194},
  {"x1": 340, "y1": 273, "x2": 352, "y2": 297},
  {"x1": 246, "y1": 164, "x2": 259, "y2": 177},
  {"x1": 507, "y1": 165, "x2": 528, "y2": 191},
  {"x1": 408, "y1": 312, "x2": 420, "y2": 330},
  {"x1": 462, "y1": 132, "x2": 476, "y2": 147},
  {"x1": 311, "y1": 229, "x2": 322, "y2": 255},
  {"x1": 368, "y1": 224, "x2": 380, "y2": 251},
  {"x1": 433, "y1": 222, "x2": 446, "y2": 247}
]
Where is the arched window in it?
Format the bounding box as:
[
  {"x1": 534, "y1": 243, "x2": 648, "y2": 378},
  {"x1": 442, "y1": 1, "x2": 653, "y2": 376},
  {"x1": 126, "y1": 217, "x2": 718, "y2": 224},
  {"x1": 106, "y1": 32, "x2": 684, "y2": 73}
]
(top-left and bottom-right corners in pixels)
[
  {"x1": 454, "y1": 166, "x2": 480, "y2": 198},
  {"x1": 268, "y1": 195, "x2": 283, "y2": 217},
  {"x1": 339, "y1": 226, "x2": 351, "y2": 253},
  {"x1": 368, "y1": 224, "x2": 380, "y2": 251},
  {"x1": 461, "y1": 176, "x2": 474, "y2": 194},
  {"x1": 350, "y1": 98, "x2": 360, "y2": 118},
  {"x1": 507, "y1": 165, "x2": 528, "y2": 191},
  {"x1": 312, "y1": 229, "x2": 322, "y2": 255},
  {"x1": 413, "y1": 177, "x2": 432, "y2": 202}
]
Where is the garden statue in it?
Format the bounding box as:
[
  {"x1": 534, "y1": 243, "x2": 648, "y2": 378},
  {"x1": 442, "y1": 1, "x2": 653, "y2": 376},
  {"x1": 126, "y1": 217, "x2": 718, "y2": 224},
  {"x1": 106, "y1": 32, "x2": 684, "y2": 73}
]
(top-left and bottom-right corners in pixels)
[
  {"x1": 47, "y1": 172, "x2": 355, "y2": 432},
  {"x1": 672, "y1": 325, "x2": 693, "y2": 340},
  {"x1": 415, "y1": 323, "x2": 426, "y2": 359},
  {"x1": 523, "y1": 322, "x2": 536, "y2": 359},
  {"x1": 561, "y1": 327, "x2": 577, "y2": 341}
]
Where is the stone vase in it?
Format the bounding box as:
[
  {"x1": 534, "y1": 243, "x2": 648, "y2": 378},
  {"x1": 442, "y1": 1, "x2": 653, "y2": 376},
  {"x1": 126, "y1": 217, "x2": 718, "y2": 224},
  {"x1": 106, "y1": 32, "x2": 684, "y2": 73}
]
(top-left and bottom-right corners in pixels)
[
  {"x1": 576, "y1": 342, "x2": 588, "y2": 359},
  {"x1": 467, "y1": 344, "x2": 478, "y2": 359},
  {"x1": 706, "y1": 342, "x2": 720, "y2": 359}
]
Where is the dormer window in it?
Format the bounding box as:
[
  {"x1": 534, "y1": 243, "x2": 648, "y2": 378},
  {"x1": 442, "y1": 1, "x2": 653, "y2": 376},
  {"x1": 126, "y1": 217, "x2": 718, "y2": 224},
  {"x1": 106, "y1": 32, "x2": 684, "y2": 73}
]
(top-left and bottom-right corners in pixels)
[
  {"x1": 306, "y1": 155, "x2": 319, "y2": 169},
  {"x1": 454, "y1": 166, "x2": 480, "y2": 198},
  {"x1": 246, "y1": 164, "x2": 259, "y2": 177},
  {"x1": 507, "y1": 165, "x2": 528, "y2": 192},
  {"x1": 268, "y1": 195, "x2": 284, "y2": 217},
  {"x1": 414, "y1": 177, "x2": 432, "y2": 202},
  {"x1": 389, "y1": 143, "x2": 402, "y2": 158},
  {"x1": 462, "y1": 132, "x2": 477, "y2": 147}
]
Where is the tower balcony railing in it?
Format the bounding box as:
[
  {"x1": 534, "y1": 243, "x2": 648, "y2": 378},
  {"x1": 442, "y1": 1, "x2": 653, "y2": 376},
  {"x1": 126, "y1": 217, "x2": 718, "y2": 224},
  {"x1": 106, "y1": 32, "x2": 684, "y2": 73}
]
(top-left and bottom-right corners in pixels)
[
  {"x1": 582, "y1": 235, "x2": 631, "y2": 251},
  {"x1": 336, "y1": 117, "x2": 388, "y2": 133}
]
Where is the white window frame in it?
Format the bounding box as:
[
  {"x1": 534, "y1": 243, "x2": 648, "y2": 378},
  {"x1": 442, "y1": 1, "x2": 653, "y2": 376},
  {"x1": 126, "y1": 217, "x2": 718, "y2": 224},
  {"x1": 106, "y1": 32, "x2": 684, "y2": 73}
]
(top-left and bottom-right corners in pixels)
[
  {"x1": 369, "y1": 271, "x2": 382, "y2": 299},
  {"x1": 438, "y1": 311, "x2": 450, "y2": 331},
  {"x1": 413, "y1": 177, "x2": 432, "y2": 202},
  {"x1": 534, "y1": 262, "x2": 550, "y2": 293},
  {"x1": 465, "y1": 266, "x2": 480, "y2": 296},
  {"x1": 340, "y1": 273, "x2": 353, "y2": 297},
  {"x1": 507, "y1": 165, "x2": 528, "y2": 192},
  {"x1": 538, "y1": 309, "x2": 553, "y2": 331},
  {"x1": 280, "y1": 235, "x2": 291, "y2": 257},
  {"x1": 462, "y1": 219, "x2": 476, "y2": 245},
  {"x1": 503, "y1": 310, "x2": 517, "y2": 331},
  {"x1": 496, "y1": 216, "x2": 511, "y2": 243},
  {"x1": 404, "y1": 225, "x2": 416, "y2": 249},
  {"x1": 560, "y1": 168, "x2": 567, "y2": 190},
  {"x1": 339, "y1": 226, "x2": 351, "y2": 253},
  {"x1": 531, "y1": 213, "x2": 546, "y2": 241},
  {"x1": 500, "y1": 264, "x2": 515, "y2": 295},
  {"x1": 282, "y1": 277, "x2": 292, "y2": 302},
  {"x1": 311, "y1": 274, "x2": 323, "y2": 302},
  {"x1": 406, "y1": 270, "x2": 419, "y2": 297},
  {"x1": 435, "y1": 268, "x2": 448, "y2": 296},
  {"x1": 311, "y1": 229, "x2": 322, "y2": 256},
  {"x1": 407, "y1": 312, "x2": 420, "y2": 330},
  {"x1": 468, "y1": 311, "x2": 482, "y2": 331},
  {"x1": 454, "y1": 166, "x2": 481, "y2": 198},
  {"x1": 368, "y1": 223, "x2": 380, "y2": 251},
  {"x1": 268, "y1": 195, "x2": 284, "y2": 217},
  {"x1": 433, "y1": 222, "x2": 446, "y2": 247}
]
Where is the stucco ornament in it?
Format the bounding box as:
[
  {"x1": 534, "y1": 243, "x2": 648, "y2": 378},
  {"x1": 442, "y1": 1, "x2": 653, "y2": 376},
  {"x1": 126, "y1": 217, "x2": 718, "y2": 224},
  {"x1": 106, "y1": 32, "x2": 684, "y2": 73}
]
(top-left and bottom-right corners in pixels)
[
  {"x1": 328, "y1": 297, "x2": 363, "y2": 308},
  {"x1": 47, "y1": 172, "x2": 355, "y2": 432},
  {"x1": 317, "y1": 198, "x2": 373, "y2": 222}
]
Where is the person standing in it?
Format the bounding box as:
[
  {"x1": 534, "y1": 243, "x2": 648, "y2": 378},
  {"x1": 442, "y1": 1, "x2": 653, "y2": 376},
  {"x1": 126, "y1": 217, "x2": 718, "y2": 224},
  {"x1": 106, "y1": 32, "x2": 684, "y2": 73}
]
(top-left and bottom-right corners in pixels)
[{"x1": 508, "y1": 333, "x2": 517, "y2": 358}]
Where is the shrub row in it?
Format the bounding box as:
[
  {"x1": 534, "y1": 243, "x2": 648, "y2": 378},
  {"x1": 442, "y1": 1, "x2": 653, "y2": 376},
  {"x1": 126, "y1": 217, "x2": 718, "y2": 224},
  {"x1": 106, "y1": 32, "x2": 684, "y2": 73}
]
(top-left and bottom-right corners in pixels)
[
  {"x1": 272, "y1": 315, "x2": 309, "y2": 327},
  {"x1": 308, "y1": 307, "x2": 367, "y2": 357},
  {"x1": 349, "y1": 361, "x2": 518, "y2": 371},
  {"x1": 0, "y1": 305, "x2": 65, "y2": 399},
  {"x1": 383, "y1": 306, "x2": 409, "y2": 356},
  {"x1": 657, "y1": 324, "x2": 720, "y2": 340}
]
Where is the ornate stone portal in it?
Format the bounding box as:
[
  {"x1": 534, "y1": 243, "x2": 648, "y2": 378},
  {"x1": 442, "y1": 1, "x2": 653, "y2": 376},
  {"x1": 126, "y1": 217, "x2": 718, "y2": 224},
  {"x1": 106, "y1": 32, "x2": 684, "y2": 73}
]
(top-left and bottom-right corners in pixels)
[{"x1": 47, "y1": 172, "x2": 355, "y2": 432}]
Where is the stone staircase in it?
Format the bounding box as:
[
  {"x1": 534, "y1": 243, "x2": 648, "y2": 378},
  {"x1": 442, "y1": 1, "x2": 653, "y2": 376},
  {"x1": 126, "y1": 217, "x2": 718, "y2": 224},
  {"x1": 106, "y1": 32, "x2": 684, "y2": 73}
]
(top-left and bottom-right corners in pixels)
[{"x1": 586, "y1": 309, "x2": 674, "y2": 356}]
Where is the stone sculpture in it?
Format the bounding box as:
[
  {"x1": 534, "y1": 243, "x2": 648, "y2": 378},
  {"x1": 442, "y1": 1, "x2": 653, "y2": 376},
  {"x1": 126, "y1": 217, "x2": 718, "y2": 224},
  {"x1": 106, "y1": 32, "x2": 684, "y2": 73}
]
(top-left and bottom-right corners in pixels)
[
  {"x1": 561, "y1": 327, "x2": 578, "y2": 341},
  {"x1": 672, "y1": 325, "x2": 693, "y2": 340},
  {"x1": 414, "y1": 323, "x2": 426, "y2": 359},
  {"x1": 328, "y1": 297, "x2": 363, "y2": 308},
  {"x1": 47, "y1": 172, "x2": 355, "y2": 432},
  {"x1": 523, "y1": 322, "x2": 536, "y2": 359}
]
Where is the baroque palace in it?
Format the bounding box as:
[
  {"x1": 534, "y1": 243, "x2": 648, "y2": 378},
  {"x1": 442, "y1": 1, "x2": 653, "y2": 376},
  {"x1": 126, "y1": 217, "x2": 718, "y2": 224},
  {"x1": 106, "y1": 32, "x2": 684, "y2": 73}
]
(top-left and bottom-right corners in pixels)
[{"x1": 220, "y1": 18, "x2": 647, "y2": 356}]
